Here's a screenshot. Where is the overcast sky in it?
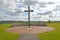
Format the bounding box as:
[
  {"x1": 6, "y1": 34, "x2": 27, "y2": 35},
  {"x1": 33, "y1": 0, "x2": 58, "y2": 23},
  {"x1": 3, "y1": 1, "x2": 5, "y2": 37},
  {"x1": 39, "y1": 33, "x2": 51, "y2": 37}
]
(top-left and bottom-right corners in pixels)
[{"x1": 0, "y1": 0, "x2": 60, "y2": 21}]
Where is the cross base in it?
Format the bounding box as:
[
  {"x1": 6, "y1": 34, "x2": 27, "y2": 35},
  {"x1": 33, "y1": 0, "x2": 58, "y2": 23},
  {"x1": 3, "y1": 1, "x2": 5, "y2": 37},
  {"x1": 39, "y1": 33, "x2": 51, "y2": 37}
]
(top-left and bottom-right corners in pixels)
[{"x1": 27, "y1": 27, "x2": 32, "y2": 30}]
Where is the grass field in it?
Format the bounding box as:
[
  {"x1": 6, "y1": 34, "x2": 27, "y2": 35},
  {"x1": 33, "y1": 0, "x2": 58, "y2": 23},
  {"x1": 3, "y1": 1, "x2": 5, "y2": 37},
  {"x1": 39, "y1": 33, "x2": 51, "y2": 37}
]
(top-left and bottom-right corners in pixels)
[
  {"x1": 0, "y1": 24, "x2": 20, "y2": 40},
  {"x1": 0, "y1": 22, "x2": 60, "y2": 40},
  {"x1": 38, "y1": 22, "x2": 60, "y2": 40}
]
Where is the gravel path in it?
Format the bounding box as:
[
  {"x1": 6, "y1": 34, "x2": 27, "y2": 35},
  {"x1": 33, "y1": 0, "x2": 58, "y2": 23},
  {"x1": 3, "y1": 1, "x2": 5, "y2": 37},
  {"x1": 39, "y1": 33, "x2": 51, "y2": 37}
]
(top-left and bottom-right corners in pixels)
[{"x1": 19, "y1": 34, "x2": 40, "y2": 40}]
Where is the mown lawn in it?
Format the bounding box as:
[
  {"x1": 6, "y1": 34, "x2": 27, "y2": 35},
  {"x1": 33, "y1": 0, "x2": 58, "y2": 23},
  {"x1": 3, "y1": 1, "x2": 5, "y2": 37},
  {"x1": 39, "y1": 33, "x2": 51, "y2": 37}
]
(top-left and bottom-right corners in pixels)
[
  {"x1": 0, "y1": 24, "x2": 20, "y2": 40},
  {"x1": 0, "y1": 22, "x2": 60, "y2": 40},
  {"x1": 38, "y1": 22, "x2": 60, "y2": 40}
]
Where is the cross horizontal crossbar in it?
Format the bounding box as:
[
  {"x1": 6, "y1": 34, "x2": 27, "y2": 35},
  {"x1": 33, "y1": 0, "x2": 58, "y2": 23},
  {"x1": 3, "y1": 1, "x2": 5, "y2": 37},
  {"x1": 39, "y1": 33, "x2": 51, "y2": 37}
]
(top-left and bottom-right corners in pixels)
[{"x1": 24, "y1": 10, "x2": 34, "y2": 12}]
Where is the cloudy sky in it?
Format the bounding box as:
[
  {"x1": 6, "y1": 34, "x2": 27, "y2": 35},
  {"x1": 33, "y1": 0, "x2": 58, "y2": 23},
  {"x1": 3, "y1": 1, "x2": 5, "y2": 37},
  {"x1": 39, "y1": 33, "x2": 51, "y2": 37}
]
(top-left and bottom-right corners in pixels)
[{"x1": 0, "y1": 0, "x2": 60, "y2": 21}]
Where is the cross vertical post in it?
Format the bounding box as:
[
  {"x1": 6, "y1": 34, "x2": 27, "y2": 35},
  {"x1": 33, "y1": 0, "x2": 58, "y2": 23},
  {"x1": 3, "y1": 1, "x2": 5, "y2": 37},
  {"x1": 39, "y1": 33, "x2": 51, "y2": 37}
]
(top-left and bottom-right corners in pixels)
[
  {"x1": 24, "y1": 6, "x2": 34, "y2": 28},
  {"x1": 28, "y1": 6, "x2": 30, "y2": 28}
]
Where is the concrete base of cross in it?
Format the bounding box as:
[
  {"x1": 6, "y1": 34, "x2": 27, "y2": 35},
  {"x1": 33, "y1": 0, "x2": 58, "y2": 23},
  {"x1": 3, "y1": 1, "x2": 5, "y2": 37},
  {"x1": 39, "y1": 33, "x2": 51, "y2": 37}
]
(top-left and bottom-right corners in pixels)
[{"x1": 27, "y1": 28, "x2": 32, "y2": 30}]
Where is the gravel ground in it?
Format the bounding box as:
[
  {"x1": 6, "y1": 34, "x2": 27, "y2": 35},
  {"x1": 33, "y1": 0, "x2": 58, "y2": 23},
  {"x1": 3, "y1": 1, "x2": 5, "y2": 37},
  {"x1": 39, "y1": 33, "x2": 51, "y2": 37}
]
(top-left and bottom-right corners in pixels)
[{"x1": 5, "y1": 26, "x2": 54, "y2": 34}]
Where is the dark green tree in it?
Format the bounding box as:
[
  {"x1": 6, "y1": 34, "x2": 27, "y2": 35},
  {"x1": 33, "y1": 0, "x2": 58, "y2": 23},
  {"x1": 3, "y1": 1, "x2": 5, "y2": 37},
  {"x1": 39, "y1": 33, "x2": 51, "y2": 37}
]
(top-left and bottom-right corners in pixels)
[{"x1": 48, "y1": 20, "x2": 51, "y2": 24}]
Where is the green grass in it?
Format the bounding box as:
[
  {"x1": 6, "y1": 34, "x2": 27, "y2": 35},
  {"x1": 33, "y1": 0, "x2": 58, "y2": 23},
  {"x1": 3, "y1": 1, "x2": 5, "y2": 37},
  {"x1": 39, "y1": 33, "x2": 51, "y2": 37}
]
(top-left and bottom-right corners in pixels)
[
  {"x1": 38, "y1": 22, "x2": 60, "y2": 40},
  {"x1": 0, "y1": 24, "x2": 20, "y2": 40},
  {"x1": 0, "y1": 22, "x2": 60, "y2": 40}
]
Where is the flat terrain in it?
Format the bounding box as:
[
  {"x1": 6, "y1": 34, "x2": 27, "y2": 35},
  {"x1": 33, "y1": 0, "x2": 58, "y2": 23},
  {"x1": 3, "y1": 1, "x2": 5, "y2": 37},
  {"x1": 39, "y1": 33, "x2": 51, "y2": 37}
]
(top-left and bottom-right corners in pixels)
[
  {"x1": 0, "y1": 22, "x2": 60, "y2": 40},
  {"x1": 0, "y1": 24, "x2": 20, "y2": 40},
  {"x1": 38, "y1": 22, "x2": 60, "y2": 40}
]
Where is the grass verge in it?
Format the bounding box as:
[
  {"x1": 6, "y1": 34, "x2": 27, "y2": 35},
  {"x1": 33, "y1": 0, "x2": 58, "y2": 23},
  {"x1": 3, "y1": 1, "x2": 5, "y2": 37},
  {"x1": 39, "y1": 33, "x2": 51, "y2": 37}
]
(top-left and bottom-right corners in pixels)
[
  {"x1": 0, "y1": 24, "x2": 20, "y2": 40},
  {"x1": 38, "y1": 22, "x2": 60, "y2": 40}
]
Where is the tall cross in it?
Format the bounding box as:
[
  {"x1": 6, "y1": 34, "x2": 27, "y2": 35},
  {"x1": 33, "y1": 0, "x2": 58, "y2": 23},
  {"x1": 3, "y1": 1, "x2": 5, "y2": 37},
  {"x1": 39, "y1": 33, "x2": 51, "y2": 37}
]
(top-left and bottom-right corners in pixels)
[{"x1": 24, "y1": 6, "x2": 34, "y2": 28}]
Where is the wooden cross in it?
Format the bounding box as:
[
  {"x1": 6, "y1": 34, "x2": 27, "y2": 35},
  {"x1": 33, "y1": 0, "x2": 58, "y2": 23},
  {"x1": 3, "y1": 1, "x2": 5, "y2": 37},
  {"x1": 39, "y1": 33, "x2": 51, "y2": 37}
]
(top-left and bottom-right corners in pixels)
[{"x1": 24, "y1": 6, "x2": 34, "y2": 28}]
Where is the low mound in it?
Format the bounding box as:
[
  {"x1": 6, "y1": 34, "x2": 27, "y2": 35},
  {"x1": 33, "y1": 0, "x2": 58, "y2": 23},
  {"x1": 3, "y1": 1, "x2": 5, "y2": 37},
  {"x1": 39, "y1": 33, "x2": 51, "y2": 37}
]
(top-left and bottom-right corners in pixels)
[{"x1": 5, "y1": 26, "x2": 54, "y2": 34}]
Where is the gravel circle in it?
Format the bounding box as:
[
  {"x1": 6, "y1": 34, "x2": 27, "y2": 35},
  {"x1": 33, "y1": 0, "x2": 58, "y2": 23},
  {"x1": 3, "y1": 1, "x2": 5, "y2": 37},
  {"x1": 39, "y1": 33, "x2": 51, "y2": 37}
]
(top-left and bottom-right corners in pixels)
[{"x1": 5, "y1": 26, "x2": 55, "y2": 34}]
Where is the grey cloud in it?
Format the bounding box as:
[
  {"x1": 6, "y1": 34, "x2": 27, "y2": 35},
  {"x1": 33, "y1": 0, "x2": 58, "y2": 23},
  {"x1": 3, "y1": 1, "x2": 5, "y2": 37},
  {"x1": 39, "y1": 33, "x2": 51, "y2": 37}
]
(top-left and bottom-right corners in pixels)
[
  {"x1": 0, "y1": 0, "x2": 4, "y2": 6},
  {"x1": 56, "y1": 5, "x2": 60, "y2": 10},
  {"x1": 16, "y1": 3, "x2": 24, "y2": 8},
  {"x1": 44, "y1": 11, "x2": 52, "y2": 15},
  {"x1": 0, "y1": 15, "x2": 20, "y2": 21},
  {"x1": 5, "y1": 11, "x2": 22, "y2": 16},
  {"x1": 0, "y1": 7, "x2": 7, "y2": 11},
  {"x1": 23, "y1": 0, "x2": 38, "y2": 6},
  {"x1": 53, "y1": 8, "x2": 60, "y2": 11},
  {"x1": 39, "y1": 5, "x2": 46, "y2": 7},
  {"x1": 49, "y1": 15, "x2": 54, "y2": 18},
  {"x1": 37, "y1": 11, "x2": 52, "y2": 15},
  {"x1": 56, "y1": 5, "x2": 60, "y2": 7},
  {"x1": 53, "y1": 5, "x2": 60, "y2": 11},
  {"x1": 3, "y1": 8, "x2": 23, "y2": 16},
  {"x1": 47, "y1": 2, "x2": 55, "y2": 4},
  {"x1": 0, "y1": 17, "x2": 3, "y2": 19},
  {"x1": 39, "y1": 2, "x2": 55, "y2": 8},
  {"x1": 52, "y1": 7, "x2": 60, "y2": 11},
  {"x1": 33, "y1": 16, "x2": 41, "y2": 19},
  {"x1": 39, "y1": 2, "x2": 47, "y2": 7}
]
